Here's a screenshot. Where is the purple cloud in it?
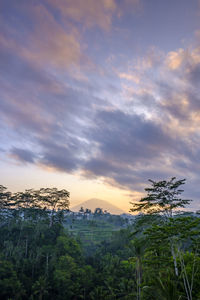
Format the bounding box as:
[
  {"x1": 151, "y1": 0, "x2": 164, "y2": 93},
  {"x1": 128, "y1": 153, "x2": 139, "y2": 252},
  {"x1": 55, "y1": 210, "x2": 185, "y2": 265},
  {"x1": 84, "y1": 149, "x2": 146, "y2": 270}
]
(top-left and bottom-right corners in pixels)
[{"x1": 10, "y1": 148, "x2": 36, "y2": 164}]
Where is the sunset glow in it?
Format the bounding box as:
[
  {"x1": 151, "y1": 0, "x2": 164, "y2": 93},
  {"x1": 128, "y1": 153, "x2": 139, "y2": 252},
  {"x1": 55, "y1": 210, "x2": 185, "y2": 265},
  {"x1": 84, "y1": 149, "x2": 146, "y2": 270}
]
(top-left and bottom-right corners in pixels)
[{"x1": 1, "y1": 0, "x2": 200, "y2": 212}]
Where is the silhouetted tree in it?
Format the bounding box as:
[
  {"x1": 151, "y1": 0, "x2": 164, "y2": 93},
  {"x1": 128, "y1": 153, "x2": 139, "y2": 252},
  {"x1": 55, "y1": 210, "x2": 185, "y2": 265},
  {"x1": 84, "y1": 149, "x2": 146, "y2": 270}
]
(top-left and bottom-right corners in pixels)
[
  {"x1": 130, "y1": 177, "x2": 191, "y2": 218},
  {"x1": 94, "y1": 208, "x2": 103, "y2": 215},
  {"x1": 0, "y1": 185, "x2": 12, "y2": 209}
]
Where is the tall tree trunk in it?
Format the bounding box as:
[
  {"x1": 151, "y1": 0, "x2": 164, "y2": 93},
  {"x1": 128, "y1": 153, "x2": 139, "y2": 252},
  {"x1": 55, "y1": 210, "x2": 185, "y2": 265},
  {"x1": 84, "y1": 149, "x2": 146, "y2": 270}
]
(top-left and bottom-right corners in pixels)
[
  {"x1": 25, "y1": 237, "x2": 28, "y2": 258},
  {"x1": 171, "y1": 243, "x2": 179, "y2": 277},
  {"x1": 46, "y1": 253, "x2": 49, "y2": 276}
]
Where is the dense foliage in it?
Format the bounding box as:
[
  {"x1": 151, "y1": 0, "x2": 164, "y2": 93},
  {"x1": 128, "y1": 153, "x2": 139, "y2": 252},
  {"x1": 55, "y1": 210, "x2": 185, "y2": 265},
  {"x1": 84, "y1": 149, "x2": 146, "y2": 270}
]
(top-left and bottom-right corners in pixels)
[{"x1": 1, "y1": 180, "x2": 200, "y2": 299}]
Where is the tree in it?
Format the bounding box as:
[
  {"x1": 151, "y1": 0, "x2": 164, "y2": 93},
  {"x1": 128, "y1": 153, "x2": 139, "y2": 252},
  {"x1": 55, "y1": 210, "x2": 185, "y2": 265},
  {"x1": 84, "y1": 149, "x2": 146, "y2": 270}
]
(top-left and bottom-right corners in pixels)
[
  {"x1": 85, "y1": 208, "x2": 92, "y2": 214},
  {"x1": 130, "y1": 177, "x2": 191, "y2": 218},
  {"x1": 13, "y1": 189, "x2": 40, "y2": 209},
  {"x1": 31, "y1": 276, "x2": 49, "y2": 300},
  {"x1": 130, "y1": 178, "x2": 196, "y2": 300},
  {"x1": 36, "y1": 188, "x2": 70, "y2": 210},
  {"x1": 94, "y1": 208, "x2": 103, "y2": 215},
  {"x1": 0, "y1": 260, "x2": 23, "y2": 299},
  {"x1": 79, "y1": 206, "x2": 84, "y2": 213},
  {"x1": 144, "y1": 216, "x2": 200, "y2": 300},
  {"x1": 36, "y1": 188, "x2": 70, "y2": 227},
  {"x1": 0, "y1": 185, "x2": 12, "y2": 209}
]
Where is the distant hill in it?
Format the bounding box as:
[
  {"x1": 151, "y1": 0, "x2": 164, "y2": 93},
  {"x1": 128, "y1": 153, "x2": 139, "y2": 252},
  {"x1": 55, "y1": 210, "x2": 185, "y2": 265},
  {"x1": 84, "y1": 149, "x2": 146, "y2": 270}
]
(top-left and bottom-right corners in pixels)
[{"x1": 71, "y1": 198, "x2": 125, "y2": 215}]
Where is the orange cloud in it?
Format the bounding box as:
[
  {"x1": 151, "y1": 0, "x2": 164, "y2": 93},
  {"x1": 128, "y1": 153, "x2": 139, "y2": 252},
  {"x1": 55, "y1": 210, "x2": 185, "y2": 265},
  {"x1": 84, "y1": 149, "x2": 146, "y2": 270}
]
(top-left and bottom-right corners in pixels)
[
  {"x1": 46, "y1": 0, "x2": 117, "y2": 30},
  {"x1": 166, "y1": 47, "x2": 200, "y2": 71},
  {"x1": 135, "y1": 47, "x2": 163, "y2": 72},
  {"x1": 46, "y1": 0, "x2": 140, "y2": 30},
  {"x1": 190, "y1": 46, "x2": 200, "y2": 64},
  {"x1": 119, "y1": 72, "x2": 140, "y2": 83},
  {"x1": 21, "y1": 4, "x2": 83, "y2": 69},
  {"x1": 166, "y1": 49, "x2": 185, "y2": 70},
  {"x1": 0, "y1": 2, "x2": 89, "y2": 72}
]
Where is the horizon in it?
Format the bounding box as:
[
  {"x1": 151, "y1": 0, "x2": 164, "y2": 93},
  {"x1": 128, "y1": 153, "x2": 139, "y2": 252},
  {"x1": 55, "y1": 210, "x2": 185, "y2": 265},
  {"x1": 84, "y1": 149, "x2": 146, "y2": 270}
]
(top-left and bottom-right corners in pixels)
[
  {"x1": 71, "y1": 198, "x2": 125, "y2": 214},
  {"x1": 1, "y1": 0, "x2": 200, "y2": 212}
]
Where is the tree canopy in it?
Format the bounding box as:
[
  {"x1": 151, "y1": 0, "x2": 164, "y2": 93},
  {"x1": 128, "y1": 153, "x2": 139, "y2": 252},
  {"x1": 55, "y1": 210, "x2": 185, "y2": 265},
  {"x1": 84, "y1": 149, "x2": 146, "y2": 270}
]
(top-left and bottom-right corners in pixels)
[{"x1": 130, "y1": 177, "x2": 192, "y2": 217}]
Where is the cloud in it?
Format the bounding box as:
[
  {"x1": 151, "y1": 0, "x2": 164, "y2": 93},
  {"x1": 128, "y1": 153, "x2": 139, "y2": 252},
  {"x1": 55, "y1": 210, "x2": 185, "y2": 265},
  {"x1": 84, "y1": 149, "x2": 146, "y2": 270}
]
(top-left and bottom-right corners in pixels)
[
  {"x1": 1, "y1": 0, "x2": 200, "y2": 206},
  {"x1": 79, "y1": 41, "x2": 200, "y2": 195},
  {"x1": 47, "y1": 0, "x2": 117, "y2": 30},
  {"x1": 3, "y1": 39, "x2": 200, "y2": 197},
  {"x1": 9, "y1": 148, "x2": 36, "y2": 164},
  {"x1": 39, "y1": 142, "x2": 81, "y2": 173},
  {"x1": 82, "y1": 108, "x2": 186, "y2": 189},
  {"x1": 119, "y1": 72, "x2": 140, "y2": 83},
  {"x1": 0, "y1": 18, "x2": 104, "y2": 176},
  {"x1": 166, "y1": 49, "x2": 185, "y2": 70},
  {"x1": 0, "y1": 1, "x2": 85, "y2": 71},
  {"x1": 0, "y1": 26, "x2": 102, "y2": 136},
  {"x1": 89, "y1": 110, "x2": 173, "y2": 162},
  {"x1": 23, "y1": 4, "x2": 83, "y2": 69},
  {"x1": 45, "y1": 0, "x2": 141, "y2": 33}
]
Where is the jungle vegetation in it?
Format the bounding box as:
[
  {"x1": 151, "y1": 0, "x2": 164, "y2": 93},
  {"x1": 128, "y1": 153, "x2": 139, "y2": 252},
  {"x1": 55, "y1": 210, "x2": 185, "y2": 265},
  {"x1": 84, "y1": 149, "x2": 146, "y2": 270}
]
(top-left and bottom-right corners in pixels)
[{"x1": 0, "y1": 178, "x2": 200, "y2": 300}]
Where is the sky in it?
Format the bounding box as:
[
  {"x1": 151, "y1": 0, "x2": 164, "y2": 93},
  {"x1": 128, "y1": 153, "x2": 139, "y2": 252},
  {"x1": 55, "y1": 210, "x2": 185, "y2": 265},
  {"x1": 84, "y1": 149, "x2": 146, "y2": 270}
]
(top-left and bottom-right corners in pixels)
[{"x1": 1, "y1": 0, "x2": 200, "y2": 212}]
